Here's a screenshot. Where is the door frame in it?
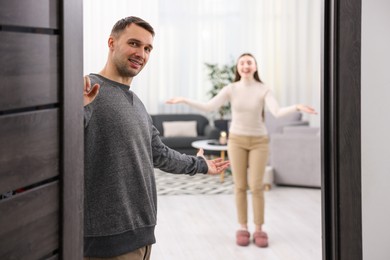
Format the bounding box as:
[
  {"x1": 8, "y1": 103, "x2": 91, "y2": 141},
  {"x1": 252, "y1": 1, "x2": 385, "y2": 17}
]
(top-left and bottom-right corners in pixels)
[
  {"x1": 61, "y1": 0, "x2": 84, "y2": 259},
  {"x1": 322, "y1": 0, "x2": 362, "y2": 259},
  {"x1": 60, "y1": 0, "x2": 364, "y2": 258}
]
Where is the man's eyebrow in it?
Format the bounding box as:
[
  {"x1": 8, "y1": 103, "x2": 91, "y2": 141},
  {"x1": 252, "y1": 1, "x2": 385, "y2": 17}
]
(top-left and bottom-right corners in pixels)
[{"x1": 128, "y1": 38, "x2": 153, "y2": 50}]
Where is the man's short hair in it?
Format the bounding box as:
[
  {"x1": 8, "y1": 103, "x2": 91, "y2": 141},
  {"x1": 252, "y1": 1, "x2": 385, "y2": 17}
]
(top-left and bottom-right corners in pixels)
[{"x1": 111, "y1": 16, "x2": 155, "y2": 37}]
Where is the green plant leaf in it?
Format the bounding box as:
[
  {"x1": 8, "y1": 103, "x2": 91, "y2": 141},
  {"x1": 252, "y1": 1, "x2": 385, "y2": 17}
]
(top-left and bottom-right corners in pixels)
[{"x1": 205, "y1": 60, "x2": 235, "y2": 119}]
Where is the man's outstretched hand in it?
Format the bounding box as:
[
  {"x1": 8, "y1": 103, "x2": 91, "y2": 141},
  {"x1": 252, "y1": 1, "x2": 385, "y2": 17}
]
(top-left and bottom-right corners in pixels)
[
  {"x1": 196, "y1": 148, "x2": 230, "y2": 175},
  {"x1": 84, "y1": 75, "x2": 100, "y2": 106}
]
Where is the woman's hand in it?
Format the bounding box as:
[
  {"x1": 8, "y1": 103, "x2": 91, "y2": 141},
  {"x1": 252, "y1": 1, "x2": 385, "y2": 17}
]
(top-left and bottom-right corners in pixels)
[
  {"x1": 196, "y1": 148, "x2": 230, "y2": 175},
  {"x1": 84, "y1": 75, "x2": 100, "y2": 106},
  {"x1": 296, "y1": 104, "x2": 318, "y2": 114},
  {"x1": 165, "y1": 97, "x2": 185, "y2": 104}
]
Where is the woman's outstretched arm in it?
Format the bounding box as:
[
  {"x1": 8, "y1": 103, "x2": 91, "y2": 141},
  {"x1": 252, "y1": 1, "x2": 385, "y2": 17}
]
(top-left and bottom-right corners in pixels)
[
  {"x1": 166, "y1": 85, "x2": 231, "y2": 112},
  {"x1": 265, "y1": 90, "x2": 317, "y2": 117}
]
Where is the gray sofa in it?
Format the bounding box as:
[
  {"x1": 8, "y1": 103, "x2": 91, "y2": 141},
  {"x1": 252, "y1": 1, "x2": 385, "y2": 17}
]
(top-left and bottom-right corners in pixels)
[
  {"x1": 270, "y1": 126, "x2": 321, "y2": 188},
  {"x1": 264, "y1": 110, "x2": 309, "y2": 136},
  {"x1": 150, "y1": 113, "x2": 220, "y2": 155}
]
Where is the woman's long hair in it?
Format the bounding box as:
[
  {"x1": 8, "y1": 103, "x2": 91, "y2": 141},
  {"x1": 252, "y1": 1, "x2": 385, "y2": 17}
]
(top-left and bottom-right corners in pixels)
[{"x1": 233, "y1": 53, "x2": 263, "y2": 83}]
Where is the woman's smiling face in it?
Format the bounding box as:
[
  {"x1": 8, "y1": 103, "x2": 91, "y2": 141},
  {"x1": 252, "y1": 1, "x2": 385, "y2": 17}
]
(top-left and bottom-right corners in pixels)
[{"x1": 236, "y1": 55, "x2": 257, "y2": 79}]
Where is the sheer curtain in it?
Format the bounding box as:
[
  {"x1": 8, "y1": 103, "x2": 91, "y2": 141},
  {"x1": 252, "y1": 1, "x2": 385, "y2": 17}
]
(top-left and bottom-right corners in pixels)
[{"x1": 84, "y1": 0, "x2": 321, "y2": 126}]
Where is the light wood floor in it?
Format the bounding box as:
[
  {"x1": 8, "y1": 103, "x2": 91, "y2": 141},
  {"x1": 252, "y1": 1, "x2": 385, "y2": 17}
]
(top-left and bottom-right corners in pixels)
[{"x1": 152, "y1": 186, "x2": 322, "y2": 260}]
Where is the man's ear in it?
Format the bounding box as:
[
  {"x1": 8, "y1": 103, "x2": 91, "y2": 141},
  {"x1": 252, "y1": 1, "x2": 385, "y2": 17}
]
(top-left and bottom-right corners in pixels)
[{"x1": 108, "y1": 36, "x2": 115, "y2": 49}]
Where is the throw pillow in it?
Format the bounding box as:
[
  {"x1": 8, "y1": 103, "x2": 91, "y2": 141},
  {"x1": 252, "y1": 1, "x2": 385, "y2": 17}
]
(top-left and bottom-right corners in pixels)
[{"x1": 163, "y1": 121, "x2": 197, "y2": 137}]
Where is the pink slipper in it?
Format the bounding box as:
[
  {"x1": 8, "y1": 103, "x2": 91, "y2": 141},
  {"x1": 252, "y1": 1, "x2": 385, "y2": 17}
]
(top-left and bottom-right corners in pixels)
[
  {"x1": 253, "y1": 231, "x2": 268, "y2": 247},
  {"x1": 236, "y1": 230, "x2": 250, "y2": 246}
]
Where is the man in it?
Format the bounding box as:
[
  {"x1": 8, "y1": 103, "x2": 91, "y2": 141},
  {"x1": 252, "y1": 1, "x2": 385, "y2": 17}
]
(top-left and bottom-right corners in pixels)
[{"x1": 83, "y1": 16, "x2": 229, "y2": 259}]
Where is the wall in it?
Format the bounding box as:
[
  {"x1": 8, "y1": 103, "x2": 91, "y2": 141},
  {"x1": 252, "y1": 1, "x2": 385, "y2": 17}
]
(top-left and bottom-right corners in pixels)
[
  {"x1": 361, "y1": 0, "x2": 390, "y2": 259},
  {"x1": 83, "y1": 0, "x2": 321, "y2": 127}
]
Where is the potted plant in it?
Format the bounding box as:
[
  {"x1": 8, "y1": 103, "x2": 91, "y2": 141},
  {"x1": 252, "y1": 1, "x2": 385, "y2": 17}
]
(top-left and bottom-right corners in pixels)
[{"x1": 204, "y1": 60, "x2": 236, "y2": 132}]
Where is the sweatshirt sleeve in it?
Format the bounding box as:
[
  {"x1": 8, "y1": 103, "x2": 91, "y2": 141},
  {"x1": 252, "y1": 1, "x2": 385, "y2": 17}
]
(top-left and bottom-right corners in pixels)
[
  {"x1": 183, "y1": 85, "x2": 230, "y2": 112},
  {"x1": 265, "y1": 89, "x2": 297, "y2": 118},
  {"x1": 150, "y1": 125, "x2": 208, "y2": 175}
]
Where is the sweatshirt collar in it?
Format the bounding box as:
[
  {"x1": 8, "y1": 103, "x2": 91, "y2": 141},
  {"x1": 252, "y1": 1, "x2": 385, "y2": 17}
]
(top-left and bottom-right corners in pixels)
[{"x1": 90, "y1": 73, "x2": 134, "y2": 105}]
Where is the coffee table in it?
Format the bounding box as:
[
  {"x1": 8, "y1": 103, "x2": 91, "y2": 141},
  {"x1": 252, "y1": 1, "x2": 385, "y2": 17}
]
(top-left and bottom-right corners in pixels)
[{"x1": 191, "y1": 139, "x2": 228, "y2": 182}]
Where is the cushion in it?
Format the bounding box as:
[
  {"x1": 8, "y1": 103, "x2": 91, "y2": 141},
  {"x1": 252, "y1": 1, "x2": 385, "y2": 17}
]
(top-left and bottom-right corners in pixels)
[{"x1": 163, "y1": 121, "x2": 197, "y2": 137}]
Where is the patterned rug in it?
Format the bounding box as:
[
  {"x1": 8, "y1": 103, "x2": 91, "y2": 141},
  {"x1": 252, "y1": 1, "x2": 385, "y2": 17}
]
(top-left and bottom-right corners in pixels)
[{"x1": 154, "y1": 169, "x2": 234, "y2": 195}]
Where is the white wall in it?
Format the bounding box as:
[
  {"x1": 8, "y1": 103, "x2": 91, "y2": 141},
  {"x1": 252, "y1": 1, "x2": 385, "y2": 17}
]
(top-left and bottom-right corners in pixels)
[
  {"x1": 361, "y1": 0, "x2": 390, "y2": 259},
  {"x1": 83, "y1": 0, "x2": 321, "y2": 126}
]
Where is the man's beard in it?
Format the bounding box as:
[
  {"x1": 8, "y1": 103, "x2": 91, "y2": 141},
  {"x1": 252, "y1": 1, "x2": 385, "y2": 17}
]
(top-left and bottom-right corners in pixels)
[
  {"x1": 114, "y1": 57, "x2": 142, "y2": 78},
  {"x1": 117, "y1": 66, "x2": 138, "y2": 78}
]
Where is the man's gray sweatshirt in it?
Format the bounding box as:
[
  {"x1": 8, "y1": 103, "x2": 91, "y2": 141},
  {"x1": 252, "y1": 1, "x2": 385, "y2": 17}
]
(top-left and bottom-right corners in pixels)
[{"x1": 84, "y1": 74, "x2": 208, "y2": 257}]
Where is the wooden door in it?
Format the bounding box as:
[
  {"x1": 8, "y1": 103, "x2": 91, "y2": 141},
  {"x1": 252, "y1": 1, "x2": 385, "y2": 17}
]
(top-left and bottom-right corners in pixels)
[{"x1": 0, "y1": 0, "x2": 83, "y2": 259}]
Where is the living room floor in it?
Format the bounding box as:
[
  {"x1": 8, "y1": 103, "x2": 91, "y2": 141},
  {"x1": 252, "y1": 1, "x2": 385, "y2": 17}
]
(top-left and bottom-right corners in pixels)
[{"x1": 152, "y1": 183, "x2": 322, "y2": 260}]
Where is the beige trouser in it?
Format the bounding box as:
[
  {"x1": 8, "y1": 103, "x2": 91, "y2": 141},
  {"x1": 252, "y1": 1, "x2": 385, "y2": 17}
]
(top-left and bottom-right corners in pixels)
[
  {"x1": 84, "y1": 245, "x2": 152, "y2": 260},
  {"x1": 228, "y1": 133, "x2": 269, "y2": 226}
]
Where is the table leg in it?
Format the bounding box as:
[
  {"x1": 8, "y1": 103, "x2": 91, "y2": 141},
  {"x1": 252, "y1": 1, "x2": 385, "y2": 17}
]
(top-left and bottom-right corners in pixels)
[{"x1": 220, "y1": 150, "x2": 225, "y2": 182}]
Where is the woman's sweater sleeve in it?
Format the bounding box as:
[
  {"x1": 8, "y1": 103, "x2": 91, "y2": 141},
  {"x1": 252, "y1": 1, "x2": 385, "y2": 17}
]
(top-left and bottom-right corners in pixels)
[
  {"x1": 183, "y1": 85, "x2": 230, "y2": 112},
  {"x1": 265, "y1": 89, "x2": 297, "y2": 118}
]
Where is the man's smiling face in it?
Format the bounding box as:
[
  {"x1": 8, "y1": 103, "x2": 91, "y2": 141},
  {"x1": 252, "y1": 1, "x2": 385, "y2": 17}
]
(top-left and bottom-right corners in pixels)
[{"x1": 110, "y1": 23, "x2": 154, "y2": 78}]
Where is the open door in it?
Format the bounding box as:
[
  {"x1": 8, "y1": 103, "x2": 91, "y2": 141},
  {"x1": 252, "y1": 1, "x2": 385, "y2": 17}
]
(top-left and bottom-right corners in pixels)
[{"x1": 0, "y1": 0, "x2": 83, "y2": 258}]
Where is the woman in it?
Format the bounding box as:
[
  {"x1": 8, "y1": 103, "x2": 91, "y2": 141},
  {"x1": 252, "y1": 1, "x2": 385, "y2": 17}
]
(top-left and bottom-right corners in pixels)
[{"x1": 166, "y1": 53, "x2": 317, "y2": 247}]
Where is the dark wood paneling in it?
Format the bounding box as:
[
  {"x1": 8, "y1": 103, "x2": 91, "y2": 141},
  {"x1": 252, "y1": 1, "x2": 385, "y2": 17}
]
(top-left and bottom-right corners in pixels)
[
  {"x1": 0, "y1": 212, "x2": 58, "y2": 259},
  {"x1": 0, "y1": 32, "x2": 59, "y2": 111},
  {"x1": 0, "y1": 182, "x2": 59, "y2": 259},
  {"x1": 0, "y1": 0, "x2": 84, "y2": 258},
  {"x1": 322, "y1": 2, "x2": 335, "y2": 259},
  {"x1": 46, "y1": 254, "x2": 59, "y2": 260},
  {"x1": 0, "y1": 109, "x2": 59, "y2": 193},
  {"x1": 0, "y1": 0, "x2": 58, "y2": 28},
  {"x1": 0, "y1": 182, "x2": 58, "y2": 235},
  {"x1": 61, "y1": 0, "x2": 84, "y2": 258},
  {"x1": 338, "y1": 0, "x2": 362, "y2": 258},
  {"x1": 322, "y1": 0, "x2": 362, "y2": 259}
]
